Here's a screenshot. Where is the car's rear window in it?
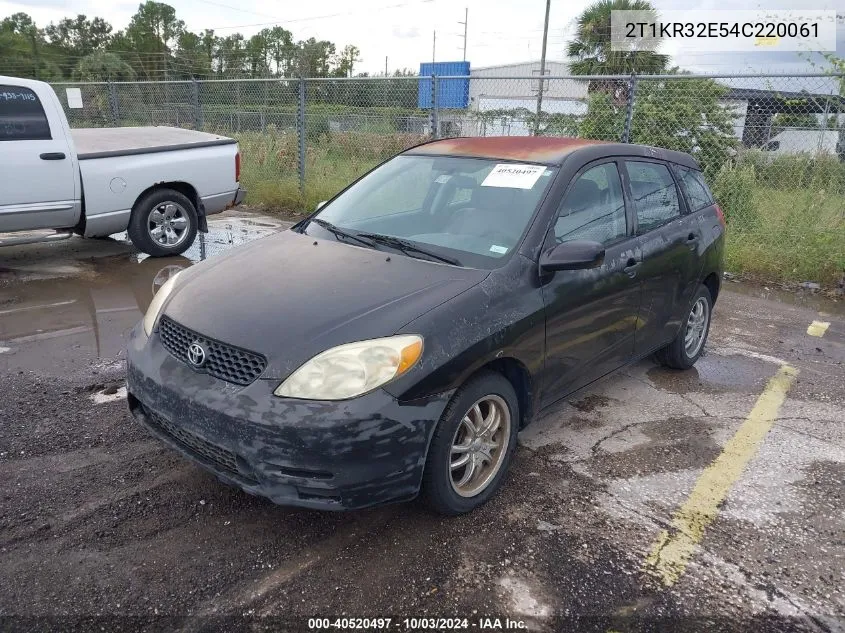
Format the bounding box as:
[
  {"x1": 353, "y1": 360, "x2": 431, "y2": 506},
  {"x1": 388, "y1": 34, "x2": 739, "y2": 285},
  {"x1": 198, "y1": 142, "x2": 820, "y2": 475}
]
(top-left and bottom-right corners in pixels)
[
  {"x1": 0, "y1": 85, "x2": 51, "y2": 141},
  {"x1": 674, "y1": 165, "x2": 714, "y2": 212}
]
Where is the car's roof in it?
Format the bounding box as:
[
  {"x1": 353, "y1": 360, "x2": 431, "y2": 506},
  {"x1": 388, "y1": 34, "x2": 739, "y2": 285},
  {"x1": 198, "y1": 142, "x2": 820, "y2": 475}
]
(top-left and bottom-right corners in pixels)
[{"x1": 403, "y1": 136, "x2": 701, "y2": 170}]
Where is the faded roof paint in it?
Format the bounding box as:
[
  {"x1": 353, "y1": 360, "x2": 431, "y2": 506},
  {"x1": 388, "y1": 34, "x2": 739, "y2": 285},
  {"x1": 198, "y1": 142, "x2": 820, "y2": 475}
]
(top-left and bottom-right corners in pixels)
[{"x1": 404, "y1": 136, "x2": 608, "y2": 165}]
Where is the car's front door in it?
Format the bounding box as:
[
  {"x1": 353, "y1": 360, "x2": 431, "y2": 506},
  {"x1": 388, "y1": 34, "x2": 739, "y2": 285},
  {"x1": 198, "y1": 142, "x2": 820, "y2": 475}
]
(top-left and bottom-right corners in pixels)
[
  {"x1": 0, "y1": 83, "x2": 78, "y2": 232},
  {"x1": 623, "y1": 159, "x2": 700, "y2": 356},
  {"x1": 539, "y1": 160, "x2": 642, "y2": 408}
]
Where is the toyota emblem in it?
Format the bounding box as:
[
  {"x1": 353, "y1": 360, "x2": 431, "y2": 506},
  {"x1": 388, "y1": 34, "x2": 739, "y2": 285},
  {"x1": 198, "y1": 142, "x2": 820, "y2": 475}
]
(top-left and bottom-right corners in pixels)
[{"x1": 187, "y1": 341, "x2": 207, "y2": 367}]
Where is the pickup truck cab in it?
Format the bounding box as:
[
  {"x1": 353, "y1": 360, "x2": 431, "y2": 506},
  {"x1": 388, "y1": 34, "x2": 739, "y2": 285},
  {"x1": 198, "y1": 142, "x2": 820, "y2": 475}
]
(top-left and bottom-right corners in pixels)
[{"x1": 0, "y1": 75, "x2": 244, "y2": 256}]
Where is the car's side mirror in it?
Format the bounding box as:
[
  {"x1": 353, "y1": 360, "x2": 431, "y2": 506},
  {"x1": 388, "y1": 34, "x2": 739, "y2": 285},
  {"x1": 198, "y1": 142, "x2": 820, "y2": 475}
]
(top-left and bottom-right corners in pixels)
[
  {"x1": 316, "y1": 200, "x2": 328, "y2": 210},
  {"x1": 539, "y1": 240, "x2": 605, "y2": 273}
]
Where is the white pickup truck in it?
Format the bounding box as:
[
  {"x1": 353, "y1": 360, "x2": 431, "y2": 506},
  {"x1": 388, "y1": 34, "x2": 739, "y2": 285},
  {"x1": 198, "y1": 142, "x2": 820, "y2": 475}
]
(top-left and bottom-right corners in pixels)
[{"x1": 0, "y1": 75, "x2": 245, "y2": 256}]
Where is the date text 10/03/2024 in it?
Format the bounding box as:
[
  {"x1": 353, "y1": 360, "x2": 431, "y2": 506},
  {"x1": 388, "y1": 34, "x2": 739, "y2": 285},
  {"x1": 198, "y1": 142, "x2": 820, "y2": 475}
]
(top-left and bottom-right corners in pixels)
[{"x1": 307, "y1": 617, "x2": 529, "y2": 630}]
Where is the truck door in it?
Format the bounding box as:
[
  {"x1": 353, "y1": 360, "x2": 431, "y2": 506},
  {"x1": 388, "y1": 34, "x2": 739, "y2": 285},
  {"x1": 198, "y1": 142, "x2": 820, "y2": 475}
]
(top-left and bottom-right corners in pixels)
[{"x1": 0, "y1": 83, "x2": 78, "y2": 232}]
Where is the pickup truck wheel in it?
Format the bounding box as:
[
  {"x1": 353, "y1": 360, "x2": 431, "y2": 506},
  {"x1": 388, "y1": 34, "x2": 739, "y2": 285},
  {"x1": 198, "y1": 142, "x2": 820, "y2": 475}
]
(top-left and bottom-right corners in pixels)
[{"x1": 128, "y1": 189, "x2": 197, "y2": 257}]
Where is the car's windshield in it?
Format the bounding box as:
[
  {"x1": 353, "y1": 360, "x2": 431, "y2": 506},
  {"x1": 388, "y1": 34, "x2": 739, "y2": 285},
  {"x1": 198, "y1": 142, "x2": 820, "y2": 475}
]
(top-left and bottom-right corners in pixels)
[{"x1": 301, "y1": 155, "x2": 557, "y2": 268}]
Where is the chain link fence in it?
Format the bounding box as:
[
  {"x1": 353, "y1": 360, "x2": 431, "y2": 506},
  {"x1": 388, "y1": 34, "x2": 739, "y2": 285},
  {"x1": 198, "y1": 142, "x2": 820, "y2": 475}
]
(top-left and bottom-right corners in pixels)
[{"x1": 52, "y1": 72, "x2": 844, "y2": 283}]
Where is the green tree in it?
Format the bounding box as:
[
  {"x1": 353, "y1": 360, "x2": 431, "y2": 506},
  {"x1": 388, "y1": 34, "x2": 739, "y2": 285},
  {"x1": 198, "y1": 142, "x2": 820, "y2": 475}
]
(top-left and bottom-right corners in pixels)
[
  {"x1": 174, "y1": 30, "x2": 212, "y2": 78},
  {"x1": 770, "y1": 112, "x2": 821, "y2": 135},
  {"x1": 44, "y1": 15, "x2": 112, "y2": 77},
  {"x1": 568, "y1": 0, "x2": 669, "y2": 103},
  {"x1": 121, "y1": 1, "x2": 185, "y2": 80},
  {"x1": 332, "y1": 44, "x2": 361, "y2": 78},
  {"x1": 296, "y1": 38, "x2": 335, "y2": 77},
  {"x1": 0, "y1": 12, "x2": 55, "y2": 79},
  {"x1": 73, "y1": 50, "x2": 135, "y2": 81}
]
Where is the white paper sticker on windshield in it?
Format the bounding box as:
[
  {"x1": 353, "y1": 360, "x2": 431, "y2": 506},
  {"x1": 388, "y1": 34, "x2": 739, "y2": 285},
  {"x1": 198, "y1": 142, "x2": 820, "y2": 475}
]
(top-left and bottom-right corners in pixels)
[
  {"x1": 481, "y1": 164, "x2": 545, "y2": 189},
  {"x1": 435, "y1": 174, "x2": 451, "y2": 184},
  {"x1": 489, "y1": 245, "x2": 508, "y2": 254}
]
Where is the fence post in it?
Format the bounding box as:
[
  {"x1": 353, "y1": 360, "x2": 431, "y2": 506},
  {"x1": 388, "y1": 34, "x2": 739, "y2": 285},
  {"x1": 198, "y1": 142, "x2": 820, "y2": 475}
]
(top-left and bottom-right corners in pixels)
[
  {"x1": 429, "y1": 74, "x2": 439, "y2": 139},
  {"x1": 191, "y1": 79, "x2": 203, "y2": 130},
  {"x1": 621, "y1": 73, "x2": 637, "y2": 144},
  {"x1": 107, "y1": 82, "x2": 120, "y2": 126},
  {"x1": 297, "y1": 77, "x2": 307, "y2": 196}
]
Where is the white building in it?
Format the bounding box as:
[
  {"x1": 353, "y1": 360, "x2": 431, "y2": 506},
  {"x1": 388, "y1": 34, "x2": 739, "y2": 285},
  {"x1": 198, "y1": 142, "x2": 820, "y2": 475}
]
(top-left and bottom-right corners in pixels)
[{"x1": 468, "y1": 61, "x2": 589, "y2": 136}]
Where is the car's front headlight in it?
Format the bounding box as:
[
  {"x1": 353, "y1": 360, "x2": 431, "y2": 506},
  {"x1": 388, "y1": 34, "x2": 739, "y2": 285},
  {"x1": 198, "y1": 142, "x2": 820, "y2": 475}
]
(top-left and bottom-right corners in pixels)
[
  {"x1": 142, "y1": 271, "x2": 182, "y2": 336},
  {"x1": 274, "y1": 335, "x2": 423, "y2": 400}
]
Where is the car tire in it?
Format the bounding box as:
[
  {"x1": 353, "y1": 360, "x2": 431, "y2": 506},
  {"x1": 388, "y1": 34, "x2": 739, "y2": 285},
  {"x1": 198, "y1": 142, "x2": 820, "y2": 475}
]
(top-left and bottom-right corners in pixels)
[
  {"x1": 655, "y1": 284, "x2": 713, "y2": 370},
  {"x1": 421, "y1": 370, "x2": 519, "y2": 515},
  {"x1": 127, "y1": 188, "x2": 198, "y2": 257}
]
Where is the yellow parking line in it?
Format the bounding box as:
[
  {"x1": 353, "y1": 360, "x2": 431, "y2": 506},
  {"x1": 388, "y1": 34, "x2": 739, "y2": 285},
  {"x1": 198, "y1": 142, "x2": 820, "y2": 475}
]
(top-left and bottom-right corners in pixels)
[
  {"x1": 807, "y1": 321, "x2": 830, "y2": 337},
  {"x1": 643, "y1": 364, "x2": 799, "y2": 587}
]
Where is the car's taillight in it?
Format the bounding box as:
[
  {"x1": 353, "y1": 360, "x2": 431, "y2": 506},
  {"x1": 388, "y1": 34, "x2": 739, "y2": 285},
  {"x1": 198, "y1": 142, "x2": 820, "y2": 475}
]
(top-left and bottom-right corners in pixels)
[
  {"x1": 714, "y1": 204, "x2": 726, "y2": 227},
  {"x1": 235, "y1": 151, "x2": 241, "y2": 182}
]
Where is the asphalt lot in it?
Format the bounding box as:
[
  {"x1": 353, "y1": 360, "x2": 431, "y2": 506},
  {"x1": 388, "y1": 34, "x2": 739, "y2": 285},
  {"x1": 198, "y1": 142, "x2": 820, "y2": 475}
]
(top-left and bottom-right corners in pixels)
[{"x1": 1, "y1": 210, "x2": 843, "y2": 632}]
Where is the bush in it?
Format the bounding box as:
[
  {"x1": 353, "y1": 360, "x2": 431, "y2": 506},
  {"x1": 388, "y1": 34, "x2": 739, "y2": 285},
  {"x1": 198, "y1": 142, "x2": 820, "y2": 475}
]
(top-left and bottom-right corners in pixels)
[
  {"x1": 735, "y1": 150, "x2": 845, "y2": 193},
  {"x1": 712, "y1": 162, "x2": 757, "y2": 229}
]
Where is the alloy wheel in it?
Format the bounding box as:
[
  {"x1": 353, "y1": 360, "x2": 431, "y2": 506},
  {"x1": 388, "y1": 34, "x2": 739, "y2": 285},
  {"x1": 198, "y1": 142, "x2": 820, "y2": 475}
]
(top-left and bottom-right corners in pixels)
[
  {"x1": 449, "y1": 395, "x2": 511, "y2": 498},
  {"x1": 148, "y1": 202, "x2": 190, "y2": 248},
  {"x1": 684, "y1": 296, "x2": 710, "y2": 358}
]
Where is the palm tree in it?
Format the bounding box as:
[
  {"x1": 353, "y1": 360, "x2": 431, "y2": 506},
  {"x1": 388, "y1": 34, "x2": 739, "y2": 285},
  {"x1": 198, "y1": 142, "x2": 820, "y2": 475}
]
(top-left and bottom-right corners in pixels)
[{"x1": 568, "y1": 0, "x2": 669, "y2": 102}]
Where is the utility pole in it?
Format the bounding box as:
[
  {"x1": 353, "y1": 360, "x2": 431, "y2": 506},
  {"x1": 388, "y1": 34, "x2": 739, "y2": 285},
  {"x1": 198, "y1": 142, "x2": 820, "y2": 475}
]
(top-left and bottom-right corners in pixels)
[
  {"x1": 385, "y1": 56, "x2": 388, "y2": 76},
  {"x1": 534, "y1": 0, "x2": 551, "y2": 136},
  {"x1": 458, "y1": 8, "x2": 468, "y2": 61},
  {"x1": 432, "y1": 30, "x2": 436, "y2": 64}
]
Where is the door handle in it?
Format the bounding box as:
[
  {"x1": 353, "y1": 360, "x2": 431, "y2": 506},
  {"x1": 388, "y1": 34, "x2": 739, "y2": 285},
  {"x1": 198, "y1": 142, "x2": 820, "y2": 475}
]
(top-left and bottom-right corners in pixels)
[
  {"x1": 40, "y1": 152, "x2": 66, "y2": 160},
  {"x1": 623, "y1": 258, "x2": 641, "y2": 278},
  {"x1": 686, "y1": 232, "x2": 700, "y2": 249}
]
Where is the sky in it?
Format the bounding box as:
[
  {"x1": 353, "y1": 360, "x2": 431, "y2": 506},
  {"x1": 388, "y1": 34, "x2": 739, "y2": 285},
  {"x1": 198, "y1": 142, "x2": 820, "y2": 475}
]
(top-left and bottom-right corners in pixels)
[{"x1": 1, "y1": 0, "x2": 842, "y2": 75}]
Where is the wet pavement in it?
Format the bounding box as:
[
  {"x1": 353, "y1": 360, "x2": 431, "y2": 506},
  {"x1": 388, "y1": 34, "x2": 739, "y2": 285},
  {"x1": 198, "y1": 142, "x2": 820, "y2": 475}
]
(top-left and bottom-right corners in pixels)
[{"x1": 0, "y1": 210, "x2": 843, "y2": 632}]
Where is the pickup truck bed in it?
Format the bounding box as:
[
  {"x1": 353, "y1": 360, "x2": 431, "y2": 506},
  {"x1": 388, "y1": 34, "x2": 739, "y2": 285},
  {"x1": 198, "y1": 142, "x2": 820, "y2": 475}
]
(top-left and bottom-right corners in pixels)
[{"x1": 71, "y1": 127, "x2": 237, "y2": 160}]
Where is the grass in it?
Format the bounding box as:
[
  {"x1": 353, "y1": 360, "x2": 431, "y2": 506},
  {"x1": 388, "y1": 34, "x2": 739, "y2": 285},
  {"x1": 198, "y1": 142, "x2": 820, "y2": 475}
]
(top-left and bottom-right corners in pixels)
[
  {"x1": 236, "y1": 129, "x2": 424, "y2": 215},
  {"x1": 723, "y1": 187, "x2": 844, "y2": 286},
  {"x1": 238, "y1": 130, "x2": 845, "y2": 287}
]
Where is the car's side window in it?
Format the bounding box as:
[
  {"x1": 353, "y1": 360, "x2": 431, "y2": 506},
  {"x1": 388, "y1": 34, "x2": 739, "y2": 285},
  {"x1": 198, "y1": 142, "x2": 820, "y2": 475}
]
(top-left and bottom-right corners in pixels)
[
  {"x1": 553, "y1": 162, "x2": 627, "y2": 245},
  {"x1": 625, "y1": 161, "x2": 681, "y2": 234},
  {"x1": 674, "y1": 165, "x2": 714, "y2": 212},
  {"x1": 0, "y1": 85, "x2": 51, "y2": 141}
]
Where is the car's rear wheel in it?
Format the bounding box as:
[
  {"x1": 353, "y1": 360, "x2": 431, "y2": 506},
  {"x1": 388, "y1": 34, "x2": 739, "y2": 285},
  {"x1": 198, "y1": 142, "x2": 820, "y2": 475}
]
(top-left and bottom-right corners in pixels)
[
  {"x1": 127, "y1": 188, "x2": 198, "y2": 257},
  {"x1": 421, "y1": 371, "x2": 519, "y2": 515},
  {"x1": 655, "y1": 284, "x2": 713, "y2": 369}
]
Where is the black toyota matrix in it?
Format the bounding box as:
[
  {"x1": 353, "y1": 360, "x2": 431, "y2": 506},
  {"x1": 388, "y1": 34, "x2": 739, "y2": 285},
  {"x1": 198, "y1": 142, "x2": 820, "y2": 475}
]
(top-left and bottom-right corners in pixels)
[{"x1": 127, "y1": 136, "x2": 725, "y2": 515}]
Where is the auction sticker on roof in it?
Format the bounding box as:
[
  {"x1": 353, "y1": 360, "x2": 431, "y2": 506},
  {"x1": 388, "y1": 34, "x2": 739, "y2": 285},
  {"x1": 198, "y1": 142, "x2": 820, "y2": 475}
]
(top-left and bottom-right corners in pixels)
[{"x1": 481, "y1": 164, "x2": 546, "y2": 189}]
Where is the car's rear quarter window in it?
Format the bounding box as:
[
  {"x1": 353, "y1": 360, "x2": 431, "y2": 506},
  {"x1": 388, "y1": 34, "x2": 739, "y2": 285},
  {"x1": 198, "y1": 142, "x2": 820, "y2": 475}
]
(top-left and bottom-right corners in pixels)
[
  {"x1": 674, "y1": 165, "x2": 714, "y2": 211},
  {"x1": 0, "y1": 86, "x2": 51, "y2": 141}
]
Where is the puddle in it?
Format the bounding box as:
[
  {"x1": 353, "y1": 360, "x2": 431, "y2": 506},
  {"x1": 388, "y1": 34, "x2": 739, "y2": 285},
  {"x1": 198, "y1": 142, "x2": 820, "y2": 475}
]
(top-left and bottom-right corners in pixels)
[
  {"x1": 646, "y1": 353, "x2": 769, "y2": 395},
  {"x1": 0, "y1": 214, "x2": 287, "y2": 376}
]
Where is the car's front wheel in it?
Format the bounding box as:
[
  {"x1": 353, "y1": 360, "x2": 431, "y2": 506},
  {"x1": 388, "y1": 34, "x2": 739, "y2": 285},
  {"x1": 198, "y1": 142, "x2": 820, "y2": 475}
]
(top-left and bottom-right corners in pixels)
[
  {"x1": 655, "y1": 284, "x2": 713, "y2": 369},
  {"x1": 421, "y1": 371, "x2": 519, "y2": 515}
]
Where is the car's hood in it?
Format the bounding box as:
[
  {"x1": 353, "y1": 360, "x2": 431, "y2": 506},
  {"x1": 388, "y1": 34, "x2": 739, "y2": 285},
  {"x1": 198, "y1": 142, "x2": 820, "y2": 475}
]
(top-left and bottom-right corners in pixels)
[{"x1": 162, "y1": 230, "x2": 488, "y2": 378}]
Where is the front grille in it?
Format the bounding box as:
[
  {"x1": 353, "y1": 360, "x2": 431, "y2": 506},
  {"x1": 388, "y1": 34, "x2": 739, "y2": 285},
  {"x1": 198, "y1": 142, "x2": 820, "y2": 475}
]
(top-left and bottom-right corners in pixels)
[
  {"x1": 158, "y1": 316, "x2": 266, "y2": 386},
  {"x1": 142, "y1": 404, "x2": 246, "y2": 479}
]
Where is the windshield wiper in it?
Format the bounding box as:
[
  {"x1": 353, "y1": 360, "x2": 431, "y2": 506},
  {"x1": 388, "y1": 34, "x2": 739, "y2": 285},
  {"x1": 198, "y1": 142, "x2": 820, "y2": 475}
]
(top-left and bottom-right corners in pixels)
[
  {"x1": 356, "y1": 232, "x2": 460, "y2": 266},
  {"x1": 309, "y1": 218, "x2": 376, "y2": 249}
]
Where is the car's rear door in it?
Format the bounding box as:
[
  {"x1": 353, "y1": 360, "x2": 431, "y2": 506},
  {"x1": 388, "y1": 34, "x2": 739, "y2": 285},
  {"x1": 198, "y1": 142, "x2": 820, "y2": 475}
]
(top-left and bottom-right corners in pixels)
[
  {"x1": 0, "y1": 83, "x2": 78, "y2": 232},
  {"x1": 539, "y1": 159, "x2": 641, "y2": 407},
  {"x1": 622, "y1": 159, "x2": 700, "y2": 356}
]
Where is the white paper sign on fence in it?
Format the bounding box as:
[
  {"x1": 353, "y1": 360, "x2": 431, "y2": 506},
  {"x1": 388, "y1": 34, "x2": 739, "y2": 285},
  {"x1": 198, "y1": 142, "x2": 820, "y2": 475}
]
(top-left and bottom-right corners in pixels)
[
  {"x1": 66, "y1": 88, "x2": 83, "y2": 109},
  {"x1": 481, "y1": 164, "x2": 546, "y2": 189}
]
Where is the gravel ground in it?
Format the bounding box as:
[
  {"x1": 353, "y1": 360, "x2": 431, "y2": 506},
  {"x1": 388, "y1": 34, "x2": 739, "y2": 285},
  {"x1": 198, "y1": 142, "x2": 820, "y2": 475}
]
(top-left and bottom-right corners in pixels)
[{"x1": 1, "y1": 210, "x2": 843, "y2": 632}]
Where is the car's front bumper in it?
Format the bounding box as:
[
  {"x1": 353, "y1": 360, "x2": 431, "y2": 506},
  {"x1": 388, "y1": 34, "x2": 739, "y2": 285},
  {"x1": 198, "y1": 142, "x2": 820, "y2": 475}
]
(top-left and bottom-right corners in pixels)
[{"x1": 126, "y1": 324, "x2": 452, "y2": 510}]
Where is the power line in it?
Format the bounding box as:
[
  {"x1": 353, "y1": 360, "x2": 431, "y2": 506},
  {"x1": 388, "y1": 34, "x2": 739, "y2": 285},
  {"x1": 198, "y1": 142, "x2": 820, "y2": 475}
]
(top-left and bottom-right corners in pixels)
[{"x1": 205, "y1": 0, "x2": 435, "y2": 31}]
